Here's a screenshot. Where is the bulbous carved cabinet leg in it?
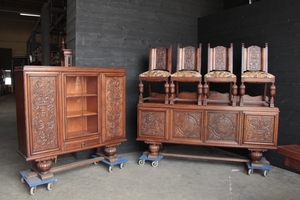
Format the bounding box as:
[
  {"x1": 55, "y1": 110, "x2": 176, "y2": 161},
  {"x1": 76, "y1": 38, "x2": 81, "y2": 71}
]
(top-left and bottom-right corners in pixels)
[
  {"x1": 137, "y1": 103, "x2": 279, "y2": 175},
  {"x1": 15, "y1": 66, "x2": 127, "y2": 193}
]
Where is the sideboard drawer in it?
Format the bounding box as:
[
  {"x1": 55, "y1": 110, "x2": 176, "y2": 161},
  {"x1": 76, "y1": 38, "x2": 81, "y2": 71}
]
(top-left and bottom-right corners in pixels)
[{"x1": 64, "y1": 138, "x2": 100, "y2": 151}]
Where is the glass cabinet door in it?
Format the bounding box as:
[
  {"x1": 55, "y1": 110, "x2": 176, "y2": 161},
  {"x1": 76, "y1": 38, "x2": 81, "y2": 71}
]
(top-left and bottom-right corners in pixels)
[{"x1": 65, "y1": 75, "x2": 98, "y2": 139}]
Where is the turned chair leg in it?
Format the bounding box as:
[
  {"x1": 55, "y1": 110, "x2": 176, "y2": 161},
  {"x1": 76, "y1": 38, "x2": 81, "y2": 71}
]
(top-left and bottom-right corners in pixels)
[
  {"x1": 203, "y1": 82, "x2": 209, "y2": 106},
  {"x1": 198, "y1": 82, "x2": 203, "y2": 105},
  {"x1": 232, "y1": 83, "x2": 237, "y2": 106},
  {"x1": 139, "y1": 81, "x2": 144, "y2": 103},
  {"x1": 164, "y1": 81, "x2": 169, "y2": 104},
  {"x1": 270, "y1": 83, "x2": 276, "y2": 108},
  {"x1": 239, "y1": 83, "x2": 245, "y2": 106},
  {"x1": 169, "y1": 81, "x2": 175, "y2": 104}
]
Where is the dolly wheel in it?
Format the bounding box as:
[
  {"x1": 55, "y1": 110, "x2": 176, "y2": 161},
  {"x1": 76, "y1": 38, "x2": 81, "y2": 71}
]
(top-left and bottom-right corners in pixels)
[
  {"x1": 47, "y1": 182, "x2": 54, "y2": 191},
  {"x1": 138, "y1": 159, "x2": 145, "y2": 166},
  {"x1": 30, "y1": 186, "x2": 36, "y2": 195},
  {"x1": 151, "y1": 161, "x2": 158, "y2": 167}
]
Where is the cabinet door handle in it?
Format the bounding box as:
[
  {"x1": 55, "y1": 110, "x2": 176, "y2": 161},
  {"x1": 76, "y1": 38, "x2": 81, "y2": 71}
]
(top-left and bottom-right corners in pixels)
[{"x1": 81, "y1": 143, "x2": 86, "y2": 148}]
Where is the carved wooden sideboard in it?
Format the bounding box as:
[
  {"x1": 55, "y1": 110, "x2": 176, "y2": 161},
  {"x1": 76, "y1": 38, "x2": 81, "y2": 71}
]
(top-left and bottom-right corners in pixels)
[
  {"x1": 137, "y1": 103, "x2": 279, "y2": 164},
  {"x1": 15, "y1": 65, "x2": 126, "y2": 177}
]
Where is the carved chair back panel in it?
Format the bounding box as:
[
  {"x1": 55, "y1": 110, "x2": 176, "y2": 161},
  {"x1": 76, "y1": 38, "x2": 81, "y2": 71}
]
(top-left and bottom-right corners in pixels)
[
  {"x1": 247, "y1": 46, "x2": 262, "y2": 71},
  {"x1": 149, "y1": 47, "x2": 167, "y2": 71},
  {"x1": 177, "y1": 46, "x2": 197, "y2": 71}
]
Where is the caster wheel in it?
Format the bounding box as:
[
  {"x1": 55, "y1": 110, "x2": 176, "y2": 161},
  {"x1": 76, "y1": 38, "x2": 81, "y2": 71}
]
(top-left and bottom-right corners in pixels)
[
  {"x1": 120, "y1": 163, "x2": 125, "y2": 169},
  {"x1": 138, "y1": 159, "x2": 145, "y2": 166},
  {"x1": 21, "y1": 177, "x2": 25, "y2": 183},
  {"x1": 30, "y1": 186, "x2": 36, "y2": 195},
  {"x1": 263, "y1": 170, "x2": 268, "y2": 177},
  {"x1": 151, "y1": 161, "x2": 158, "y2": 167},
  {"x1": 108, "y1": 166, "x2": 114, "y2": 172},
  {"x1": 47, "y1": 182, "x2": 54, "y2": 191},
  {"x1": 93, "y1": 162, "x2": 98, "y2": 165},
  {"x1": 248, "y1": 169, "x2": 253, "y2": 176}
]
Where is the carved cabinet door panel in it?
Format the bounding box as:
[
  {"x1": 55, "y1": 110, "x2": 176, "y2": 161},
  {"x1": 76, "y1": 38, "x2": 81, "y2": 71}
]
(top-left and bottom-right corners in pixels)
[
  {"x1": 137, "y1": 107, "x2": 169, "y2": 141},
  {"x1": 26, "y1": 73, "x2": 62, "y2": 157},
  {"x1": 242, "y1": 111, "x2": 279, "y2": 146},
  {"x1": 101, "y1": 73, "x2": 126, "y2": 144},
  {"x1": 204, "y1": 110, "x2": 240, "y2": 145},
  {"x1": 170, "y1": 109, "x2": 203, "y2": 144}
]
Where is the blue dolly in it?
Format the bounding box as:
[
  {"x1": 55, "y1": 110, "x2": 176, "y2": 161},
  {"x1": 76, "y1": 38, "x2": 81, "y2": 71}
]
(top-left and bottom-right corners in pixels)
[
  {"x1": 138, "y1": 153, "x2": 163, "y2": 167},
  {"x1": 92, "y1": 155, "x2": 128, "y2": 172},
  {"x1": 246, "y1": 157, "x2": 272, "y2": 177},
  {"x1": 20, "y1": 170, "x2": 57, "y2": 195}
]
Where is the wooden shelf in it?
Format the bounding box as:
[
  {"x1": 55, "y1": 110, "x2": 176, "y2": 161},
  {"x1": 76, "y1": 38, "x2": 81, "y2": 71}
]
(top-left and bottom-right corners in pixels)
[
  {"x1": 66, "y1": 93, "x2": 97, "y2": 97},
  {"x1": 66, "y1": 130, "x2": 99, "y2": 139},
  {"x1": 67, "y1": 110, "x2": 98, "y2": 118}
]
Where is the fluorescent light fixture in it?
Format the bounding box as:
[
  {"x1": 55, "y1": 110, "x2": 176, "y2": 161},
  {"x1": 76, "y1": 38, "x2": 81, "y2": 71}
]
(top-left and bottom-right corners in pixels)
[{"x1": 20, "y1": 13, "x2": 40, "y2": 17}]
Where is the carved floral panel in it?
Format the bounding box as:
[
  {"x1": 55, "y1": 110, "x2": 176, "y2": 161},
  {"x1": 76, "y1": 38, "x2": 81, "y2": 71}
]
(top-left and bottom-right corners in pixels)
[
  {"x1": 155, "y1": 47, "x2": 167, "y2": 70},
  {"x1": 207, "y1": 112, "x2": 237, "y2": 141},
  {"x1": 214, "y1": 46, "x2": 226, "y2": 70},
  {"x1": 105, "y1": 76, "x2": 124, "y2": 141},
  {"x1": 140, "y1": 111, "x2": 165, "y2": 137},
  {"x1": 182, "y1": 46, "x2": 195, "y2": 70},
  {"x1": 30, "y1": 76, "x2": 59, "y2": 153},
  {"x1": 172, "y1": 111, "x2": 201, "y2": 139},
  {"x1": 248, "y1": 46, "x2": 261, "y2": 71},
  {"x1": 244, "y1": 115, "x2": 274, "y2": 143}
]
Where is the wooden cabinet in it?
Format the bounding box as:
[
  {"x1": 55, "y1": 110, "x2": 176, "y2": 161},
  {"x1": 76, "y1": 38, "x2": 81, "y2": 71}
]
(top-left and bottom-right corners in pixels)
[
  {"x1": 137, "y1": 103, "x2": 279, "y2": 163},
  {"x1": 15, "y1": 66, "x2": 126, "y2": 175}
]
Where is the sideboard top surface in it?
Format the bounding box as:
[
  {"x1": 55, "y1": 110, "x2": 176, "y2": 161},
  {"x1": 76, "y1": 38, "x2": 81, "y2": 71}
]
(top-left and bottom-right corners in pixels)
[{"x1": 15, "y1": 65, "x2": 126, "y2": 73}]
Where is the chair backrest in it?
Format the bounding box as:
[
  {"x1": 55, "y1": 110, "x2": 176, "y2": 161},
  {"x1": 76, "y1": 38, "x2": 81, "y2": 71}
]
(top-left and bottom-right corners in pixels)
[
  {"x1": 207, "y1": 43, "x2": 233, "y2": 73},
  {"x1": 149, "y1": 44, "x2": 172, "y2": 72},
  {"x1": 176, "y1": 43, "x2": 201, "y2": 72},
  {"x1": 241, "y1": 43, "x2": 268, "y2": 73}
]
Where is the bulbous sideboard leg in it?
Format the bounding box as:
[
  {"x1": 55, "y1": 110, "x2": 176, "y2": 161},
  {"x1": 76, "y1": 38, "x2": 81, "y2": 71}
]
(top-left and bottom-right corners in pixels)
[
  {"x1": 249, "y1": 149, "x2": 269, "y2": 167},
  {"x1": 104, "y1": 144, "x2": 120, "y2": 162},
  {"x1": 147, "y1": 142, "x2": 162, "y2": 159}
]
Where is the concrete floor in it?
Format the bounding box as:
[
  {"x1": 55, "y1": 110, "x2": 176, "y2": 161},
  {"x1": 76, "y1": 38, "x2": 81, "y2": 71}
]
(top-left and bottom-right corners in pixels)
[{"x1": 1, "y1": 93, "x2": 300, "y2": 200}]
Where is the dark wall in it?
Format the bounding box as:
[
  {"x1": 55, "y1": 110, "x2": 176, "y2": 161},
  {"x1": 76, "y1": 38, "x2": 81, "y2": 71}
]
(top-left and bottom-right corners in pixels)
[
  {"x1": 69, "y1": 0, "x2": 223, "y2": 153},
  {"x1": 198, "y1": 0, "x2": 300, "y2": 172},
  {"x1": 0, "y1": 48, "x2": 12, "y2": 70}
]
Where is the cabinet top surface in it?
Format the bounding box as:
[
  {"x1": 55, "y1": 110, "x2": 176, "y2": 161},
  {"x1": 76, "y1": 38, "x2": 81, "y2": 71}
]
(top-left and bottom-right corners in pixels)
[
  {"x1": 15, "y1": 65, "x2": 126, "y2": 73},
  {"x1": 138, "y1": 103, "x2": 280, "y2": 112}
]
